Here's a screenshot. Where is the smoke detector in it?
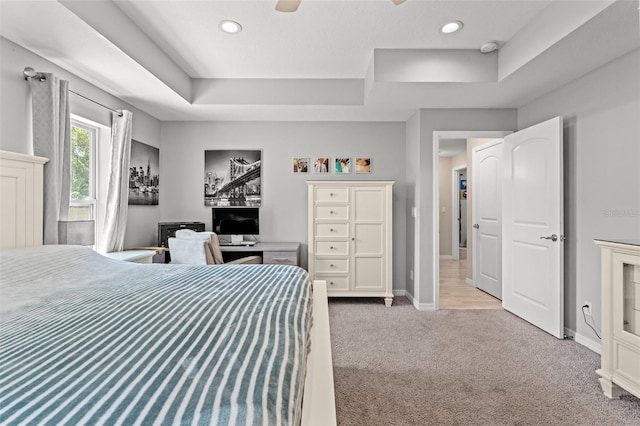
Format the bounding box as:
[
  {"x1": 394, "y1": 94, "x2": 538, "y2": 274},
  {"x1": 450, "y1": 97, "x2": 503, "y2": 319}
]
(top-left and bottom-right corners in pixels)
[{"x1": 480, "y1": 40, "x2": 501, "y2": 53}]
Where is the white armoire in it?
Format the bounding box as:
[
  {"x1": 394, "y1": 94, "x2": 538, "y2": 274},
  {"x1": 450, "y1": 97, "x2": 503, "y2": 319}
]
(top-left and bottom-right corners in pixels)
[{"x1": 307, "y1": 181, "x2": 394, "y2": 306}]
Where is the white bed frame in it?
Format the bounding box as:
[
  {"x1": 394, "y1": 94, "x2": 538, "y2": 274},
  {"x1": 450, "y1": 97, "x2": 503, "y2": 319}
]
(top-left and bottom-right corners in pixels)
[{"x1": 0, "y1": 149, "x2": 336, "y2": 425}]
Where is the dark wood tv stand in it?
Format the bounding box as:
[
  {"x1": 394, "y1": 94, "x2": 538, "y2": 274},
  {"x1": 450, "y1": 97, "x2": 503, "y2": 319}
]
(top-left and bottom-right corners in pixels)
[{"x1": 219, "y1": 242, "x2": 300, "y2": 267}]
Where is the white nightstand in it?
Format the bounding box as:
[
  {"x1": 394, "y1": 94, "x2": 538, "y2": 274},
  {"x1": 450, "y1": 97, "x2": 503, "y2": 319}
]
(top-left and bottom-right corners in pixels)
[{"x1": 104, "y1": 250, "x2": 157, "y2": 264}]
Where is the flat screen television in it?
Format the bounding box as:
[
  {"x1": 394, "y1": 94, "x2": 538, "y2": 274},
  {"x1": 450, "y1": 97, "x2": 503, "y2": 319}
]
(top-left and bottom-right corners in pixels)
[{"x1": 212, "y1": 207, "x2": 259, "y2": 237}]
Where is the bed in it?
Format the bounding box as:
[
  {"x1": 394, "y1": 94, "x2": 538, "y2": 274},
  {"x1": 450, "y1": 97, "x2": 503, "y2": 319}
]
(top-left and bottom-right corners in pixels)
[{"x1": 0, "y1": 150, "x2": 336, "y2": 425}]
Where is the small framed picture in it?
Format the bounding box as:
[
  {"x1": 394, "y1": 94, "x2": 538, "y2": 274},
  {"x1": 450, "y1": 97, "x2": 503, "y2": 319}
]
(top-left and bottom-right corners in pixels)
[
  {"x1": 313, "y1": 157, "x2": 330, "y2": 173},
  {"x1": 355, "y1": 157, "x2": 371, "y2": 174},
  {"x1": 292, "y1": 157, "x2": 309, "y2": 173},
  {"x1": 334, "y1": 158, "x2": 351, "y2": 174}
]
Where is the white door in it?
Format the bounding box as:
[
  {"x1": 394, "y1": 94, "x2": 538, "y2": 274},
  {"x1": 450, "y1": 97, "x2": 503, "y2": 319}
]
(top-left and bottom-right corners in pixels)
[
  {"x1": 502, "y1": 117, "x2": 564, "y2": 339},
  {"x1": 472, "y1": 140, "x2": 503, "y2": 299}
]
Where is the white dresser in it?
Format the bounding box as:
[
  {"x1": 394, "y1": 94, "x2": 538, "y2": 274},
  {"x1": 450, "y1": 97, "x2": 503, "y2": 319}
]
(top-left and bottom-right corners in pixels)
[
  {"x1": 594, "y1": 239, "x2": 640, "y2": 399},
  {"x1": 308, "y1": 181, "x2": 394, "y2": 306}
]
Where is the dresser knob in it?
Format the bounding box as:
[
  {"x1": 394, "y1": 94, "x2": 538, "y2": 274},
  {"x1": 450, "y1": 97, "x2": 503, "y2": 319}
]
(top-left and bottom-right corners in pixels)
[
  {"x1": 330, "y1": 192, "x2": 334, "y2": 196},
  {"x1": 330, "y1": 281, "x2": 334, "y2": 285},
  {"x1": 330, "y1": 210, "x2": 334, "y2": 214},
  {"x1": 330, "y1": 264, "x2": 334, "y2": 267},
  {"x1": 330, "y1": 228, "x2": 334, "y2": 232},
  {"x1": 330, "y1": 246, "x2": 334, "y2": 249}
]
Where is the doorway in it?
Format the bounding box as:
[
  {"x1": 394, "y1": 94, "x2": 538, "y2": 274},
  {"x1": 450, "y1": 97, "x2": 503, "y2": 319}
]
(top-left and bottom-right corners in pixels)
[
  {"x1": 434, "y1": 131, "x2": 511, "y2": 310},
  {"x1": 432, "y1": 118, "x2": 565, "y2": 339},
  {"x1": 438, "y1": 137, "x2": 503, "y2": 309},
  {"x1": 451, "y1": 165, "x2": 467, "y2": 262}
]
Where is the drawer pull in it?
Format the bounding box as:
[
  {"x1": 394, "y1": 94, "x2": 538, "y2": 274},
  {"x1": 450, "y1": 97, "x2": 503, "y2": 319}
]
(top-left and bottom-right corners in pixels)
[
  {"x1": 330, "y1": 192, "x2": 334, "y2": 196},
  {"x1": 330, "y1": 210, "x2": 334, "y2": 214},
  {"x1": 330, "y1": 281, "x2": 335, "y2": 286},
  {"x1": 330, "y1": 228, "x2": 334, "y2": 232},
  {"x1": 330, "y1": 263, "x2": 335, "y2": 267},
  {"x1": 330, "y1": 246, "x2": 334, "y2": 249},
  {"x1": 272, "y1": 258, "x2": 291, "y2": 262}
]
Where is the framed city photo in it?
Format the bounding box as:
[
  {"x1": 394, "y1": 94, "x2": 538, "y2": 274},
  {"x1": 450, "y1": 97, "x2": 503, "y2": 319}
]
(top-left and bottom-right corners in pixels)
[
  {"x1": 313, "y1": 157, "x2": 329, "y2": 173},
  {"x1": 204, "y1": 149, "x2": 261, "y2": 206},
  {"x1": 334, "y1": 158, "x2": 351, "y2": 174},
  {"x1": 293, "y1": 157, "x2": 309, "y2": 173},
  {"x1": 128, "y1": 140, "x2": 159, "y2": 205},
  {"x1": 355, "y1": 157, "x2": 371, "y2": 173}
]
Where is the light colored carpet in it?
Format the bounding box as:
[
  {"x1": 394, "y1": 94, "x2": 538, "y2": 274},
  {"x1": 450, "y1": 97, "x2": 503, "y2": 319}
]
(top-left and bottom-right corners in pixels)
[{"x1": 329, "y1": 297, "x2": 640, "y2": 425}]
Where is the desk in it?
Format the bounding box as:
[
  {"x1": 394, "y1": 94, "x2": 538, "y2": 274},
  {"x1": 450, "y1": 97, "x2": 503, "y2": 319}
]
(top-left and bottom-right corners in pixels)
[{"x1": 220, "y1": 242, "x2": 300, "y2": 267}]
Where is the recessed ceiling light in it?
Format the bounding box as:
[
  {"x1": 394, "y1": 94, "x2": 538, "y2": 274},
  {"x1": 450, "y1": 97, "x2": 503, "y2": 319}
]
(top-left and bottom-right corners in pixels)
[
  {"x1": 219, "y1": 20, "x2": 242, "y2": 34},
  {"x1": 441, "y1": 21, "x2": 464, "y2": 34}
]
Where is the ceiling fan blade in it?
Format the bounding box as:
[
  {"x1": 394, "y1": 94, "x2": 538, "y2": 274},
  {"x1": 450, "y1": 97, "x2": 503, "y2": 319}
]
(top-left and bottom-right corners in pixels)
[
  {"x1": 275, "y1": 0, "x2": 302, "y2": 12},
  {"x1": 391, "y1": 0, "x2": 406, "y2": 5}
]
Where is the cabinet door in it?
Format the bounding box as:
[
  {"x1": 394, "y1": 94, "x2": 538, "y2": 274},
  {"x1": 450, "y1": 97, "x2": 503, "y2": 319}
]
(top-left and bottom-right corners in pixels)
[{"x1": 352, "y1": 186, "x2": 386, "y2": 291}]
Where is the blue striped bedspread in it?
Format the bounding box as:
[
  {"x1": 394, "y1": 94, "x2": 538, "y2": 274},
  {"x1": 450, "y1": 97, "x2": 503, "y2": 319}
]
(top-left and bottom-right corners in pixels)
[{"x1": 0, "y1": 245, "x2": 313, "y2": 425}]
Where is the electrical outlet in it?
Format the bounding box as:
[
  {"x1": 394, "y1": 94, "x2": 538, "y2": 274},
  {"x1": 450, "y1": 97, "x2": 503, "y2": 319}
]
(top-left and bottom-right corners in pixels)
[{"x1": 583, "y1": 301, "x2": 592, "y2": 316}]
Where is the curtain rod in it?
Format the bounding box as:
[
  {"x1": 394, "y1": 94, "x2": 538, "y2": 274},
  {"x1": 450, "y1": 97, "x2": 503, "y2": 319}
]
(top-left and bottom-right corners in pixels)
[
  {"x1": 68, "y1": 89, "x2": 123, "y2": 117},
  {"x1": 23, "y1": 67, "x2": 123, "y2": 117}
]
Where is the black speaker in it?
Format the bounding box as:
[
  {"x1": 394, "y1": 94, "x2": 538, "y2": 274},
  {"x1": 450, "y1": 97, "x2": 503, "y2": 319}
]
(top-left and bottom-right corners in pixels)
[{"x1": 158, "y1": 222, "x2": 205, "y2": 262}]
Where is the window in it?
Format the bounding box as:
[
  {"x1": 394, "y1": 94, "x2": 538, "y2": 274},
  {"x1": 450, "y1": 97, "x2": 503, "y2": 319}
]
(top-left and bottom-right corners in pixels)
[{"x1": 69, "y1": 121, "x2": 97, "y2": 221}]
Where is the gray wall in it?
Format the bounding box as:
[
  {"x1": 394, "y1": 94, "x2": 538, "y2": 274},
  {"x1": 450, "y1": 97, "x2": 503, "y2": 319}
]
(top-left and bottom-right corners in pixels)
[
  {"x1": 404, "y1": 111, "x2": 421, "y2": 298},
  {"x1": 0, "y1": 37, "x2": 162, "y2": 248},
  {"x1": 517, "y1": 49, "x2": 640, "y2": 345},
  {"x1": 160, "y1": 121, "x2": 408, "y2": 289}
]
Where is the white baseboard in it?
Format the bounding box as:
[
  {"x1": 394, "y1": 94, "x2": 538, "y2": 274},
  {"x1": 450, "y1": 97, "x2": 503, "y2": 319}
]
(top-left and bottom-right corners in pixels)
[
  {"x1": 440, "y1": 255, "x2": 453, "y2": 260},
  {"x1": 465, "y1": 278, "x2": 474, "y2": 286},
  {"x1": 415, "y1": 302, "x2": 436, "y2": 311},
  {"x1": 405, "y1": 291, "x2": 436, "y2": 311},
  {"x1": 564, "y1": 327, "x2": 601, "y2": 354}
]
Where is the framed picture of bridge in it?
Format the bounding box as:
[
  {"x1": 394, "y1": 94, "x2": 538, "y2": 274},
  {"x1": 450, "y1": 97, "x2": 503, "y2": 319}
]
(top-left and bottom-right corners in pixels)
[{"x1": 204, "y1": 149, "x2": 261, "y2": 207}]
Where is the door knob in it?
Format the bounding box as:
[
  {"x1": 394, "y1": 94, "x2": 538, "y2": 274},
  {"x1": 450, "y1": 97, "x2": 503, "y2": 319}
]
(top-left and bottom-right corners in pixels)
[
  {"x1": 473, "y1": 224, "x2": 479, "y2": 229},
  {"x1": 540, "y1": 234, "x2": 558, "y2": 242}
]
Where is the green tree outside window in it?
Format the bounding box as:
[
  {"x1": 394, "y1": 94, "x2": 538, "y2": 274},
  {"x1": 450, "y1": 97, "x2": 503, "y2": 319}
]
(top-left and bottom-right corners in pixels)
[{"x1": 71, "y1": 126, "x2": 91, "y2": 200}]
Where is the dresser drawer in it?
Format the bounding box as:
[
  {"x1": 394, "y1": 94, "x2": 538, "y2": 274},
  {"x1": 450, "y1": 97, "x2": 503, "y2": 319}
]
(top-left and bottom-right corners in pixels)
[
  {"x1": 316, "y1": 205, "x2": 348, "y2": 221},
  {"x1": 315, "y1": 187, "x2": 349, "y2": 203},
  {"x1": 263, "y1": 251, "x2": 298, "y2": 266},
  {"x1": 316, "y1": 241, "x2": 349, "y2": 256},
  {"x1": 315, "y1": 223, "x2": 348, "y2": 238},
  {"x1": 316, "y1": 275, "x2": 349, "y2": 291},
  {"x1": 315, "y1": 258, "x2": 349, "y2": 273}
]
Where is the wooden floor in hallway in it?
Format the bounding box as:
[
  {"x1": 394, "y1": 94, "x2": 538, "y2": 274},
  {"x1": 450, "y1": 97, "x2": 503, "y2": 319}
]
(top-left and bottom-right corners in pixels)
[{"x1": 439, "y1": 248, "x2": 502, "y2": 310}]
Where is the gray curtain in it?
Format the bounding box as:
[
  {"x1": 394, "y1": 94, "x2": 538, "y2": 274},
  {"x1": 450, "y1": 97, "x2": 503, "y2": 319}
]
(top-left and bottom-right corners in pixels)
[
  {"x1": 29, "y1": 73, "x2": 71, "y2": 245},
  {"x1": 100, "y1": 110, "x2": 133, "y2": 253}
]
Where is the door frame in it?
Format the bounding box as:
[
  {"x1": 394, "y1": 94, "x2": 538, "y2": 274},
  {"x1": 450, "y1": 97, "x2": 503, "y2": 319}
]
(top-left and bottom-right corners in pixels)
[
  {"x1": 432, "y1": 130, "x2": 512, "y2": 310},
  {"x1": 451, "y1": 164, "x2": 467, "y2": 262}
]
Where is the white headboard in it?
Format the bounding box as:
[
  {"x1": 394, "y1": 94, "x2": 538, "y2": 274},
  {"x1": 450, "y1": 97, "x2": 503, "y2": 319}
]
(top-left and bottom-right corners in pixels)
[{"x1": 0, "y1": 150, "x2": 48, "y2": 249}]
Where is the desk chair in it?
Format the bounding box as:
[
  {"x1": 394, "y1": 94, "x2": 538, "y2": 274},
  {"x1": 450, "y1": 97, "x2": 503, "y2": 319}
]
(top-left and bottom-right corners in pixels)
[{"x1": 168, "y1": 229, "x2": 261, "y2": 265}]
